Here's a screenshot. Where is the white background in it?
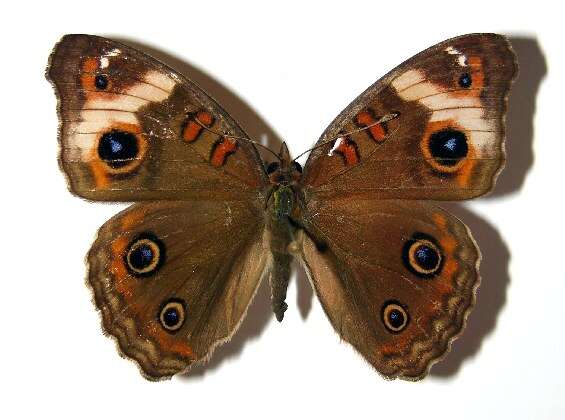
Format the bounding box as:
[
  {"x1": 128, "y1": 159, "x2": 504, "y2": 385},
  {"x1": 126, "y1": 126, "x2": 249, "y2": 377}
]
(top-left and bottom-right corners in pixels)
[{"x1": 1, "y1": 1, "x2": 563, "y2": 419}]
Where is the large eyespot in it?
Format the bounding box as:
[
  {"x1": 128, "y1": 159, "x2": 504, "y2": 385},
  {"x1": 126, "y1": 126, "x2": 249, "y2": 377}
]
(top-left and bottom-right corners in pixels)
[
  {"x1": 125, "y1": 233, "x2": 165, "y2": 277},
  {"x1": 266, "y1": 161, "x2": 280, "y2": 174},
  {"x1": 402, "y1": 233, "x2": 443, "y2": 277},
  {"x1": 458, "y1": 72, "x2": 472, "y2": 88},
  {"x1": 98, "y1": 130, "x2": 139, "y2": 169},
  {"x1": 382, "y1": 301, "x2": 409, "y2": 333},
  {"x1": 428, "y1": 129, "x2": 468, "y2": 170},
  {"x1": 94, "y1": 74, "x2": 109, "y2": 90},
  {"x1": 159, "y1": 299, "x2": 186, "y2": 332}
]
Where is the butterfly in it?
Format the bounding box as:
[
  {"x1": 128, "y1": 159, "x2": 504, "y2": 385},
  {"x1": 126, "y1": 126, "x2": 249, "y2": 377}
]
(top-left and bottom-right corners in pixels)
[{"x1": 46, "y1": 33, "x2": 517, "y2": 381}]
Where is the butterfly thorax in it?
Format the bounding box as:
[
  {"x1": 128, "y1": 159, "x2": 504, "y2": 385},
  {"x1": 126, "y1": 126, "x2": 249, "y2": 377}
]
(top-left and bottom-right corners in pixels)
[
  {"x1": 263, "y1": 143, "x2": 305, "y2": 321},
  {"x1": 265, "y1": 142, "x2": 303, "y2": 221}
]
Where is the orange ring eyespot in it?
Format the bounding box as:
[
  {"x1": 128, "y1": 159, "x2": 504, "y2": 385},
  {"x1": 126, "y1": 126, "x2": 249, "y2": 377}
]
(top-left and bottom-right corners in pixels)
[
  {"x1": 96, "y1": 128, "x2": 147, "y2": 175},
  {"x1": 159, "y1": 300, "x2": 186, "y2": 332},
  {"x1": 125, "y1": 234, "x2": 165, "y2": 277},
  {"x1": 426, "y1": 129, "x2": 468, "y2": 173},
  {"x1": 402, "y1": 233, "x2": 443, "y2": 277},
  {"x1": 382, "y1": 301, "x2": 409, "y2": 333}
]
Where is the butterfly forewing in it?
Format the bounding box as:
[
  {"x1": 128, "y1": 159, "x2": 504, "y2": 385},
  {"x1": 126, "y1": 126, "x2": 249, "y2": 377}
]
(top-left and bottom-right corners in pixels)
[
  {"x1": 47, "y1": 34, "x2": 269, "y2": 202},
  {"x1": 301, "y1": 33, "x2": 517, "y2": 201}
]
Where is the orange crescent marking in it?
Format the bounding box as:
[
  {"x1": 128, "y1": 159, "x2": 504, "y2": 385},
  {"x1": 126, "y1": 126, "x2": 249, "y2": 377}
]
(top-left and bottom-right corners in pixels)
[
  {"x1": 147, "y1": 321, "x2": 195, "y2": 359},
  {"x1": 380, "y1": 334, "x2": 411, "y2": 357},
  {"x1": 210, "y1": 137, "x2": 237, "y2": 167},
  {"x1": 81, "y1": 57, "x2": 99, "y2": 90},
  {"x1": 455, "y1": 145, "x2": 476, "y2": 188}
]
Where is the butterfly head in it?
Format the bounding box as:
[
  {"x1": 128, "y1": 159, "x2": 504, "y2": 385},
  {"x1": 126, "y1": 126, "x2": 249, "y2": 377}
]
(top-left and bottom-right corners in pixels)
[{"x1": 265, "y1": 142, "x2": 303, "y2": 185}]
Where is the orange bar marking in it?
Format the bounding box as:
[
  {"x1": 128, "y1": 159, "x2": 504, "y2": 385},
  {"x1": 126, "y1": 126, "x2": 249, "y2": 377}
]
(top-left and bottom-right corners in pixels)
[
  {"x1": 182, "y1": 111, "x2": 214, "y2": 143},
  {"x1": 356, "y1": 109, "x2": 387, "y2": 142},
  {"x1": 335, "y1": 137, "x2": 359, "y2": 166},
  {"x1": 210, "y1": 137, "x2": 237, "y2": 167}
]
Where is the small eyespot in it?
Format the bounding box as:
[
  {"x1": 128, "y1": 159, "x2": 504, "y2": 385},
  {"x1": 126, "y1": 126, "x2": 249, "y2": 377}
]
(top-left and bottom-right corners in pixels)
[
  {"x1": 266, "y1": 161, "x2": 280, "y2": 174},
  {"x1": 159, "y1": 299, "x2": 186, "y2": 332},
  {"x1": 382, "y1": 301, "x2": 409, "y2": 333},
  {"x1": 458, "y1": 72, "x2": 472, "y2": 88},
  {"x1": 98, "y1": 130, "x2": 139, "y2": 169},
  {"x1": 402, "y1": 233, "x2": 443, "y2": 277},
  {"x1": 125, "y1": 234, "x2": 165, "y2": 277},
  {"x1": 95, "y1": 74, "x2": 109, "y2": 90},
  {"x1": 428, "y1": 129, "x2": 468, "y2": 168},
  {"x1": 292, "y1": 161, "x2": 303, "y2": 173}
]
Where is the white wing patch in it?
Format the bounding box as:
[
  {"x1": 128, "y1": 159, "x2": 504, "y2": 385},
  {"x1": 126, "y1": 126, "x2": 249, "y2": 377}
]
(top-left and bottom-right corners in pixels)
[
  {"x1": 328, "y1": 137, "x2": 346, "y2": 156},
  {"x1": 391, "y1": 66, "x2": 493, "y2": 157},
  {"x1": 445, "y1": 46, "x2": 468, "y2": 66},
  {"x1": 67, "y1": 70, "x2": 176, "y2": 161}
]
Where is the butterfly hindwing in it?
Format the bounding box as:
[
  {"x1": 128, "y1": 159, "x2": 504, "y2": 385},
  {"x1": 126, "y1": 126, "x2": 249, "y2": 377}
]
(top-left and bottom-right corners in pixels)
[
  {"x1": 299, "y1": 198, "x2": 479, "y2": 379},
  {"x1": 88, "y1": 201, "x2": 271, "y2": 379},
  {"x1": 47, "y1": 34, "x2": 268, "y2": 201},
  {"x1": 301, "y1": 33, "x2": 517, "y2": 200}
]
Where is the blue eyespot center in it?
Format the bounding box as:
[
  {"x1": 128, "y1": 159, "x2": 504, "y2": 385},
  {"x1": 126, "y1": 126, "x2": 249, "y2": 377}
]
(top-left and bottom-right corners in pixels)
[
  {"x1": 428, "y1": 129, "x2": 468, "y2": 167},
  {"x1": 382, "y1": 301, "x2": 409, "y2": 333},
  {"x1": 124, "y1": 234, "x2": 165, "y2": 277},
  {"x1": 414, "y1": 244, "x2": 440, "y2": 271},
  {"x1": 98, "y1": 131, "x2": 139, "y2": 168},
  {"x1": 95, "y1": 74, "x2": 109, "y2": 90},
  {"x1": 129, "y1": 244, "x2": 154, "y2": 270},
  {"x1": 402, "y1": 233, "x2": 443, "y2": 277},
  {"x1": 159, "y1": 300, "x2": 186, "y2": 331},
  {"x1": 163, "y1": 307, "x2": 179, "y2": 327},
  {"x1": 388, "y1": 309, "x2": 404, "y2": 328},
  {"x1": 459, "y1": 72, "x2": 472, "y2": 88}
]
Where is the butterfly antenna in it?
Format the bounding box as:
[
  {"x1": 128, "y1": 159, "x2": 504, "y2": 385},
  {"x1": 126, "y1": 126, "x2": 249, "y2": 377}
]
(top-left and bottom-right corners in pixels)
[
  {"x1": 194, "y1": 116, "x2": 281, "y2": 161},
  {"x1": 292, "y1": 112, "x2": 400, "y2": 162}
]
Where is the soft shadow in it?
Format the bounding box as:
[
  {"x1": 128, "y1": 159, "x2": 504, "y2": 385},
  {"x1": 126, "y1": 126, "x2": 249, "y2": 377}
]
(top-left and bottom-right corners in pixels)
[
  {"x1": 486, "y1": 36, "x2": 546, "y2": 198},
  {"x1": 430, "y1": 204, "x2": 510, "y2": 378}
]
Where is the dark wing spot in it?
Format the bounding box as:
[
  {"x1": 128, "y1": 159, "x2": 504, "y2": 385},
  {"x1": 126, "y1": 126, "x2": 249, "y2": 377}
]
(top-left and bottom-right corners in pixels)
[
  {"x1": 382, "y1": 301, "x2": 409, "y2": 333},
  {"x1": 125, "y1": 233, "x2": 165, "y2": 277},
  {"x1": 458, "y1": 72, "x2": 472, "y2": 88},
  {"x1": 428, "y1": 129, "x2": 468, "y2": 167},
  {"x1": 402, "y1": 233, "x2": 443, "y2": 277},
  {"x1": 95, "y1": 74, "x2": 109, "y2": 90},
  {"x1": 159, "y1": 299, "x2": 186, "y2": 332},
  {"x1": 98, "y1": 131, "x2": 139, "y2": 168}
]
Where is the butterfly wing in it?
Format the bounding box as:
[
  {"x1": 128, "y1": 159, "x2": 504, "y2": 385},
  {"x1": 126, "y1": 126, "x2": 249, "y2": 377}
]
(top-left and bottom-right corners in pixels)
[
  {"x1": 47, "y1": 34, "x2": 268, "y2": 201},
  {"x1": 300, "y1": 33, "x2": 517, "y2": 200},
  {"x1": 299, "y1": 198, "x2": 479, "y2": 379},
  {"x1": 88, "y1": 200, "x2": 270, "y2": 380},
  {"x1": 297, "y1": 34, "x2": 516, "y2": 379}
]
